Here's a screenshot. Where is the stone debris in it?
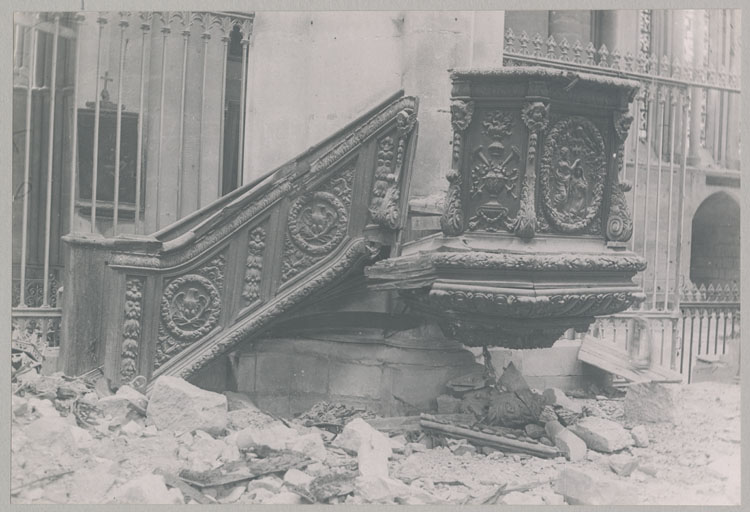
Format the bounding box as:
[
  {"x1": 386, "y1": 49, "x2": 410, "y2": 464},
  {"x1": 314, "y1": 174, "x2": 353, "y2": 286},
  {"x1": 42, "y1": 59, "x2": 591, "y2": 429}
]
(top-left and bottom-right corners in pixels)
[
  {"x1": 147, "y1": 376, "x2": 228, "y2": 436},
  {"x1": 624, "y1": 382, "x2": 678, "y2": 424},
  {"x1": 608, "y1": 453, "x2": 639, "y2": 476},
  {"x1": 630, "y1": 425, "x2": 650, "y2": 447},
  {"x1": 554, "y1": 467, "x2": 629, "y2": 505},
  {"x1": 11, "y1": 372, "x2": 741, "y2": 506},
  {"x1": 543, "y1": 387, "x2": 583, "y2": 414},
  {"x1": 569, "y1": 416, "x2": 634, "y2": 453}
]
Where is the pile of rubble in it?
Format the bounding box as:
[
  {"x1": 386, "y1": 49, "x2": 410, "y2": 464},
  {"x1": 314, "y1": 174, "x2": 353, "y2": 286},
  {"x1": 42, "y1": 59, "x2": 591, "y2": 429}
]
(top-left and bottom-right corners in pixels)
[{"x1": 11, "y1": 362, "x2": 741, "y2": 505}]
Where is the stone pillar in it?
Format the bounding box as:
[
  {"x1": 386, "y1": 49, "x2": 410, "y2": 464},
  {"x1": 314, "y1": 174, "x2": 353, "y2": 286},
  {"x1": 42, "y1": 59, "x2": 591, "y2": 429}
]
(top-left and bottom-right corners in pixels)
[
  {"x1": 548, "y1": 10, "x2": 592, "y2": 46},
  {"x1": 243, "y1": 12, "x2": 403, "y2": 183},
  {"x1": 400, "y1": 12, "x2": 473, "y2": 198},
  {"x1": 670, "y1": 10, "x2": 687, "y2": 160},
  {"x1": 724, "y1": 9, "x2": 740, "y2": 170},
  {"x1": 470, "y1": 11, "x2": 505, "y2": 67},
  {"x1": 687, "y1": 10, "x2": 705, "y2": 166}
]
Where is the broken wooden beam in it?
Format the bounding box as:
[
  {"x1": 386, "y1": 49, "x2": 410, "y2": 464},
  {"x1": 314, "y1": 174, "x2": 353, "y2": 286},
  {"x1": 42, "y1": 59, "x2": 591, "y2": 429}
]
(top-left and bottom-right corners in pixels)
[
  {"x1": 578, "y1": 338, "x2": 682, "y2": 384},
  {"x1": 419, "y1": 416, "x2": 559, "y2": 458},
  {"x1": 365, "y1": 413, "x2": 476, "y2": 433}
]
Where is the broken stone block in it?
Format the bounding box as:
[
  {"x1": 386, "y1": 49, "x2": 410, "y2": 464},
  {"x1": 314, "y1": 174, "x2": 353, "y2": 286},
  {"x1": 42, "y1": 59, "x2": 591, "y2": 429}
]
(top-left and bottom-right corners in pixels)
[
  {"x1": 12, "y1": 395, "x2": 28, "y2": 417},
  {"x1": 28, "y1": 397, "x2": 59, "y2": 418},
  {"x1": 355, "y1": 475, "x2": 404, "y2": 502},
  {"x1": 120, "y1": 420, "x2": 143, "y2": 436},
  {"x1": 554, "y1": 429, "x2": 587, "y2": 462},
  {"x1": 263, "y1": 491, "x2": 303, "y2": 504},
  {"x1": 247, "y1": 475, "x2": 284, "y2": 494},
  {"x1": 568, "y1": 417, "x2": 633, "y2": 453},
  {"x1": 115, "y1": 385, "x2": 148, "y2": 411},
  {"x1": 609, "y1": 453, "x2": 639, "y2": 476},
  {"x1": 502, "y1": 491, "x2": 546, "y2": 505},
  {"x1": 389, "y1": 434, "x2": 407, "y2": 453},
  {"x1": 544, "y1": 420, "x2": 565, "y2": 440},
  {"x1": 543, "y1": 387, "x2": 582, "y2": 414},
  {"x1": 288, "y1": 431, "x2": 327, "y2": 461},
  {"x1": 357, "y1": 432, "x2": 391, "y2": 478},
  {"x1": 98, "y1": 395, "x2": 142, "y2": 426},
  {"x1": 623, "y1": 382, "x2": 677, "y2": 424},
  {"x1": 109, "y1": 474, "x2": 184, "y2": 504},
  {"x1": 524, "y1": 423, "x2": 545, "y2": 439},
  {"x1": 147, "y1": 376, "x2": 227, "y2": 436},
  {"x1": 332, "y1": 417, "x2": 393, "y2": 457},
  {"x1": 25, "y1": 416, "x2": 77, "y2": 453},
  {"x1": 235, "y1": 422, "x2": 296, "y2": 452},
  {"x1": 630, "y1": 425, "x2": 649, "y2": 447},
  {"x1": 436, "y1": 394, "x2": 462, "y2": 414},
  {"x1": 68, "y1": 464, "x2": 117, "y2": 503},
  {"x1": 554, "y1": 468, "x2": 629, "y2": 505},
  {"x1": 284, "y1": 468, "x2": 314, "y2": 487},
  {"x1": 218, "y1": 485, "x2": 246, "y2": 504}
]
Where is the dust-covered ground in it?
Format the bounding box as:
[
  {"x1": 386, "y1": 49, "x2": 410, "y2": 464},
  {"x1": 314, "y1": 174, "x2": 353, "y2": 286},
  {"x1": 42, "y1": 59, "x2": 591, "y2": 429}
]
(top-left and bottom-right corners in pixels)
[{"x1": 10, "y1": 372, "x2": 741, "y2": 506}]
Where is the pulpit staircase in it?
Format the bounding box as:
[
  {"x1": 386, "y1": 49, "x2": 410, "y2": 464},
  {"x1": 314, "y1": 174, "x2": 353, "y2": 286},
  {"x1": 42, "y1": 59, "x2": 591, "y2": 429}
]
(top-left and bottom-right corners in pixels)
[{"x1": 59, "y1": 92, "x2": 419, "y2": 390}]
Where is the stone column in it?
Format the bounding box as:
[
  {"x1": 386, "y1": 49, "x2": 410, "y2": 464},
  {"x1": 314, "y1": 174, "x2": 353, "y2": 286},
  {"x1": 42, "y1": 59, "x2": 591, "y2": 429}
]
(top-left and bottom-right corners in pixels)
[
  {"x1": 469, "y1": 11, "x2": 504, "y2": 67},
  {"x1": 724, "y1": 9, "x2": 740, "y2": 169},
  {"x1": 665, "y1": 10, "x2": 687, "y2": 161},
  {"x1": 548, "y1": 10, "x2": 591, "y2": 46},
  {"x1": 400, "y1": 12, "x2": 473, "y2": 199},
  {"x1": 687, "y1": 10, "x2": 705, "y2": 166}
]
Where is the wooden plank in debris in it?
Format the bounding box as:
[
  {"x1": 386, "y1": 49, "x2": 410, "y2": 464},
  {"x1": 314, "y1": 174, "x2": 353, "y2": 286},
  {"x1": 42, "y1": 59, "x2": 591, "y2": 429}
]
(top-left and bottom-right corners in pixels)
[
  {"x1": 153, "y1": 469, "x2": 215, "y2": 505},
  {"x1": 365, "y1": 413, "x2": 476, "y2": 433},
  {"x1": 578, "y1": 338, "x2": 683, "y2": 384},
  {"x1": 419, "y1": 418, "x2": 559, "y2": 458}
]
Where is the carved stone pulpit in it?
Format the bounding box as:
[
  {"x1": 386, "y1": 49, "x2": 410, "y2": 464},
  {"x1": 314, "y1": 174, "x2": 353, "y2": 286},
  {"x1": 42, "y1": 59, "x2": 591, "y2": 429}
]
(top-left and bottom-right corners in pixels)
[{"x1": 366, "y1": 67, "x2": 647, "y2": 349}]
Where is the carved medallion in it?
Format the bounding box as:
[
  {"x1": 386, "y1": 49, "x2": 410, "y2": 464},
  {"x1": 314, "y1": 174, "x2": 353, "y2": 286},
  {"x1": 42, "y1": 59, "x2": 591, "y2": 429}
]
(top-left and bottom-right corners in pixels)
[
  {"x1": 156, "y1": 255, "x2": 225, "y2": 368},
  {"x1": 242, "y1": 225, "x2": 266, "y2": 305},
  {"x1": 540, "y1": 117, "x2": 606, "y2": 234},
  {"x1": 282, "y1": 166, "x2": 355, "y2": 283},
  {"x1": 289, "y1": 191, "x2": 348, "y2": 255}
]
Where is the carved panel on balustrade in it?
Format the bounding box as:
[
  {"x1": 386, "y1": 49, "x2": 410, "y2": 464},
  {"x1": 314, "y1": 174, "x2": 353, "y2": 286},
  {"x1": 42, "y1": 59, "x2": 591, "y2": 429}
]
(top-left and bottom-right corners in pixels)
[
  {"x1": 155, "y1": 254, "x2": 226, "y2": 369},
  {"x1": 241, "y1": 222, "x2": 268, "y2": 307},
  {"x1": 537, "y1": 116, "x2": 607, "y2": 236},
  {"x1": 281, "y1": 163, "x2": 356, "y2": 284},
  {"x1": 466, "y1": 109, "x2": 526, "y2": 234}
]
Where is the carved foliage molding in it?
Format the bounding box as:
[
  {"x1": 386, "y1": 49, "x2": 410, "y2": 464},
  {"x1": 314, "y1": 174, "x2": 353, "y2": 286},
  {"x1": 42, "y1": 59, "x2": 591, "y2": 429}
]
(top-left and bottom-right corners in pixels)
[
  {"x1": 427, "y1": 289, "x2": 645, "y2": 319},
  {"x1": 120, "y1": 276, "x2": 144, "y2": 381},
  {"x1": 441, "y1": 100, "x2": 474, "y2": 236},
  {"x1": 156, "y1": 254, "x2": 226, "y2": 368},
  {"x1": 241, "y1": 224, "x2": 267, "y2": 305},
  {"x1": 369, "y1": 108, "x2": 416, "y2": 230},
  {"x1": 539, "y1": 116, "x2": 606, "y2": 234},
  {"x1": 606, "y1": 112, "x2": 635, "y2": 242},
  {"x1": 515, "y1": 101, "x2": 550, "y2": 239},
  {"x1": 282, "y1": 165, "x2": 355, "y2": 284}
]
